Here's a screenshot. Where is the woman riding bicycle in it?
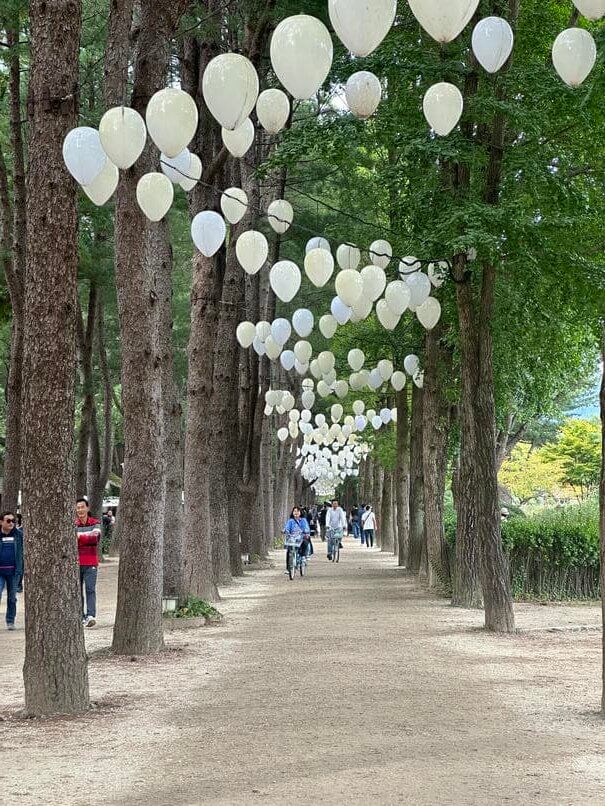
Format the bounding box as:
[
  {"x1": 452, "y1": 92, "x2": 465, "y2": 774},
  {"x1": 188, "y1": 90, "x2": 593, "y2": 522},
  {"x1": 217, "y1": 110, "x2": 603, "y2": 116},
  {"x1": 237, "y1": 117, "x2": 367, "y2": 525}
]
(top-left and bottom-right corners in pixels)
[{"x1": 283, "y1": 507, "x2": 312, "y2": 568}]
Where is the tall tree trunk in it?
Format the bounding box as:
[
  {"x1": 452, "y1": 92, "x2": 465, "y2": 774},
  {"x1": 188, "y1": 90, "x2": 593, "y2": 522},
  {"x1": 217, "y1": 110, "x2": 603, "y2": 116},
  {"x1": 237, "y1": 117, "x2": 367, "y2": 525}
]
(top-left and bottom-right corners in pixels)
[
  {"x1": 261, "y1": 417, "x2": 275, "y2": 553},
  {"x1": 422, "y1": 328, "x2": 452, "y2": 593},
  {"x1": 89, "y1": 300, "x2": 114, "y2": 518},
  {"x1": 409, "y1": 384, "x2": 425, "y2": 572},
  {"x1": 600, "y1": 324, "x2": 605, "y2": 713},
  {"x1": 381, "y1": 470, "x2": 395, "y2": 552},
  {"x1": 22, "y1": 0, "x2": 89, "y2": 716},
  {"x1": 396, "y1": 387, "x2": 410, "y2": 567},
  {"x1": 76, "y1": 283, "x2": 98, "y2": 497},
  {"x1": 373, "y1": 461, "x2": 384, "y2": 548},
  {"x1": 111, "y1": 0, "x2": 188, "y2": 654}
]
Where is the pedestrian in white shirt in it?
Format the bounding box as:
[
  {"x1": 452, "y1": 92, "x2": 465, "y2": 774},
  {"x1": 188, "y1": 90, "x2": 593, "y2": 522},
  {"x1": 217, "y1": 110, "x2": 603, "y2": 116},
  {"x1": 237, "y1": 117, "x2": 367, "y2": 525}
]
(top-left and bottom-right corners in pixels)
[
  {"x1": 361, "y1": 505, "x2": 377, "y2": 548},
  {"x1": 325, "y1": 499, "x2": 347, "y2": 559}
]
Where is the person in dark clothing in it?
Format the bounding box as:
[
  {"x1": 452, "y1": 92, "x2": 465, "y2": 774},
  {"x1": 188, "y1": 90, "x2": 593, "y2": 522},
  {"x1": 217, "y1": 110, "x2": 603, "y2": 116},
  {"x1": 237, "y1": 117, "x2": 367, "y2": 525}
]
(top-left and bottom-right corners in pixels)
[
  {"x1": 0, "y1": 511, "x2": 24, "y2": 630},
  {"x1": 317, "y1": 502, "x2": 329, "y2": 541}
]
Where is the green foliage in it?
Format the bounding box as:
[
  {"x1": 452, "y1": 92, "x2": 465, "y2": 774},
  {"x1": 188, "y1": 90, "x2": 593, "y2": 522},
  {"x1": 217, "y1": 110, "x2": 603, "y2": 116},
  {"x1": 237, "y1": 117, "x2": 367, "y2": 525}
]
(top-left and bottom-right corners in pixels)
[
  {"x1": 541, "y1": 418, "x2": 602, "y2": 500},
  {"x1": 167, "y1": 597, "x2": 221, "y2": 621}
]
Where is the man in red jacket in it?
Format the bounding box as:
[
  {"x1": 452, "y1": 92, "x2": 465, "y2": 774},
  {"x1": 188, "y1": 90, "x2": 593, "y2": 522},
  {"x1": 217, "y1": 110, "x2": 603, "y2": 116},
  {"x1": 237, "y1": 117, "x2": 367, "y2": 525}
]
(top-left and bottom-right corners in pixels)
[{"x1": 76, "y1": 498, "x2": 101, "y2": 627}]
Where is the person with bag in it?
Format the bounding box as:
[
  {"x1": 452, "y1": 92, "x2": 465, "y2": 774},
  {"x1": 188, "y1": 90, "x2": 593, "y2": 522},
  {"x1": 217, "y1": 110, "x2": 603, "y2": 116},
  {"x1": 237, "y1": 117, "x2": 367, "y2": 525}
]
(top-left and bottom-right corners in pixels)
[{"x1": 361, "y1": 505, "x2": 377, "y2": 548}]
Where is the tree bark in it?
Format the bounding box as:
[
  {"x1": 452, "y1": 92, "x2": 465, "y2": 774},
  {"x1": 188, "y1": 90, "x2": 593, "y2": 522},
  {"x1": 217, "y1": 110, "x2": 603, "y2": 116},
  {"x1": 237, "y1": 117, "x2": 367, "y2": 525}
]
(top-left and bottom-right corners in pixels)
[
  {"x1": 381, "y1": 469, "x2": 395, "y2": 552},
  {"x1": 22, "y1": 0, "x2": 89, "y2": 716},
  {"x1": 373, "y1": 461, "x2": 384, "y2": 548},
  {"x1": 75, "y1": 283, "x2": 98, "y2": 498},
  {"x1": 89, "y1": 300, "x2": 114, "y2": 518},
  {"x1": 409, "y1": 384, "x2": 425, "y2": 572},
  {"x1": 396, "y1": 387, "x2": 410, "y2": 567},
  {"x1": 111, "y1": 0, "x2": 188, "y2": 654}
]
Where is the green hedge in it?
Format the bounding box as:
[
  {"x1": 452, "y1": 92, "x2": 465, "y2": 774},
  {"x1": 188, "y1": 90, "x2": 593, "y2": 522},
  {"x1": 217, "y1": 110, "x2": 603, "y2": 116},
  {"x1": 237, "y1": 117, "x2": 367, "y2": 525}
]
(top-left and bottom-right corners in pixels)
[{"x1": 446, "y1": 503, "x2": 600, "y2": 600}]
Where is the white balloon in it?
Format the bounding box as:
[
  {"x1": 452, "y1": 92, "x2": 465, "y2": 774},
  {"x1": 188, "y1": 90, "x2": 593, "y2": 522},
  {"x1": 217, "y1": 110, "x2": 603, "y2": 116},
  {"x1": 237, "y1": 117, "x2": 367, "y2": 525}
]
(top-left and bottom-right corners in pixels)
[
  {"x1": 335, "y1": 270, "x2": 364, "y2": 307},
  {"x1": 323, "y1": 369, "x2": 337, "y2": 386},
  {"x1": 302, "y1": 390, "x2": 316, "y2": 410},
  {"x1": 236, "y1": 230, "x2": 268, "y2": 275},
  {"x1": 552, "y1": 28, "x2": 597, "y2": 87},
  {"x1": 573, "y1": 0, "x2": 605, "y2": 19},
  {"x1": 404, "y1": 354, "x2": 420, "y2": 376},
  {"x1": 191, "y1": 211, "x2": 227, "y2": 256},
  {"x1": 406, "y1": 272, "x2": 432, "y2": 307},
  {"x1": 136, "y1": 172, "x2": 174, "y2": 221},
  {"x1": 335, "y1": 380, "x2": 349, "y2": 400},
  {"x1": 361, "y1": 265, "x2": 387, "y2": 302},
  {"x1": 99, "y1": 107, "x2": 146, "y2": 170},
  {"x1": 428, "y1": 261, "x2": 448, "y2": 288},
  {"x1": 355, "y1": 415, "x2": 367, "y2": 432},
  {"x1": 348, "y1": 349, "x2": 365, "y2": 372},
  {"x1": 350, "y1": 294, "x2": 373, "y2": 323},
  {"x1": 294, "y1": 340, "x2": 313, "y2": 364},
  {"x1": 202, "y1": 53, "x2": 259, "y2": 131},
  {"x1": 236, "y1": 321, "x2": 256, "y2": 349},
  {"x1": 345, "y1": 71, "x2": 382, "y2": 120},
  {"x1": 423, "y1": 82, "x2": 463, "y2": 136},
  {"x1": 222, "y1": 118, "x2": 255, "y2": 158},
  {"x1": 319, "y1": 314, "x2": 338, "y2": 340},
  {"x1": 331, "y1": 297, "x2": 352, "y2": 326},
  {"x1": 417, "y1": 297, "x2": 442, "y2": 330},
  {"x1": 380, "y1": 408, "x2": 392, "y2": 425},
  {"x1": 331, "y1": 404, "x2": 344, "y2": 423},
  {"x1": 369, "y1": 239, "x2": 392, "y2": 270},
  {"x1": 306, "y1": 237, "x2": 331, "y2": 254},
  {"x1": 302, "y1": 379, "x2": 314, "y2": 390},
  {"x1": 353, "y1": 400, "x2": 365, "y2": 416},
  {"x1": 280, "y1": 350, "x2": 296, "y2": 371},
  {"x1": 220, "y1": 187, "x2": 248, "y2": 225},
  {"x1": 270, "y1": 15, "x2": 333, "y2": 100},
  {"x1": 385, "y1": 280, "x2": 411, "y2": 316},
  {"x1": 146, "y1": 88, "x2": 198, "y2": 158},
  {"x1": 315, "y1": 414, "x2": 327, "y2": 428},
  {"x1": 288, "y1": 422, "x2": 299, "y2": 439},
  {"x1": 253, "y1": 337, "x2": 266, "y2": 356},
  {"x1": 378, "y1": 359, "x2": 394, "y2": 381},
  {"x1": 337, "y1": 243, "x2": 361, "y2": 271},
  {"x1": 161, "y1": 149, "x2": 191, "y2": 184},
  {"x1": 369, "y1": 368, "x2": 383, "y2": 390},
  {"x1": 256, "y1": 321, "x2": 272, "y2": 342},
  {"x1": 367, "y1": 409, "x2": 377, "y2": 421},
  {"x1": 376, "y1": 299, "x2": 400, "y2": 331},
  {"x1": 264, "y1": 404, "x2": 274, "y2": 416},
  {"x1": 295, "y1": 360, "x2": 310, "y2": 376},
  {"x1": 82, "y1": 160, "x2": 119, "y2": 206},
  {"x1": 282, "y1": 392, "x2": 296, "y2": 411},
  {"x1": 179, "y1": 154, "x2": 202, "y2": 192},
  {"x1": 407, "y1": 0, "x2": 480, "y2": 43},
  {"x1": 391, "y1": 371, "x2": 406, "y2": 392},
  {"x1": 270, "y1": 260, "x2": 301, "y2": 303},
  {"x1": 472, "y1": 17, "x2": 514, "y2": 74},
  {"x1": 268, "y1": 199, "x2": 293, "y2": 234},
  {"x1": 292, "y1": 309, "x2": 314, "y2": 338},
  {"x1": 63, "y1": 127, "x2": 107, "y2": 186},
  {"x1": 391, "y1": 408, "x2": 398, "y2": 424},
  {"x1": 301, "y1": 409, "x2": 312, "y2": 423},
  {"x1": 271, "y1": 318, "x2": 292, "y2": 346},
  {"x1": 277, "y1": 427, "x2": 289, "y2": 443},
  {"x1": 371, "y1": 415, "x2": 382, "y2": 431},
  {"x1": 266, "y1": 389, "x2": 281, "y2": 407},
  {"x1": 305, "y1": 248, "x2": 335, "y2": 287},
  {"x1": 318, "y1": 351, "x2": 336, "y2": 374},
  {"x1": 256, "y1": 88, "x2": 290, "y2": 134},
  {"x1": 265, "y1": 336, "x2": 282, "y2": 361},
  {"x1": 329, "y1": 0, "x2": 396, "y2": 56}
]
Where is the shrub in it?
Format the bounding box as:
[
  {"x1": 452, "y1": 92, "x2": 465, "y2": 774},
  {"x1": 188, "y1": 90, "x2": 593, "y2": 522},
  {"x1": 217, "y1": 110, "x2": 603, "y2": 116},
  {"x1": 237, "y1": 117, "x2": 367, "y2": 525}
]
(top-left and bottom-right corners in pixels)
[{"x1": 166, "y1": 597, "x2": 222, "y2": 620}]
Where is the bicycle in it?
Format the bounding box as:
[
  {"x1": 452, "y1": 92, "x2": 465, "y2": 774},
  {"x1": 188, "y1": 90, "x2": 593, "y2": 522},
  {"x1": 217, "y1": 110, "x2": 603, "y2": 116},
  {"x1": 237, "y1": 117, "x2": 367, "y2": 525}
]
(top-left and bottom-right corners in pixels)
[
  {"x1": 284, "y1": 533, "x2": 309, "y2": 579},
  {"x1": 326, "y1": 527, "x2": 342, "y2": 563}
]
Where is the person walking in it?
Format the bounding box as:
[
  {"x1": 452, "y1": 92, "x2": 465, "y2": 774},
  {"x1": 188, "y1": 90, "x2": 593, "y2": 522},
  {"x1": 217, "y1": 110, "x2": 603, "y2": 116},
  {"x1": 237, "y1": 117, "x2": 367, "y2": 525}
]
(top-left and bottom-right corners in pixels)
[
  {"x1": 0, "y1": 511, "x2": 24, "y2": 630},
  {"x1": 361, "y1": 505, "x2": 377, "y2": 548},
  {"x1": 317, "y1": 501, "x2": 329, "y2": 541},
  {"x1": 325, "y1": 499, "x2": 347, "y2": 560},
  {"x1": 76, "y1": 498, "x2": 101, "y2": 627},
  {"x1": 351, "y1": 505, "x2": 361, "y2": 540}
]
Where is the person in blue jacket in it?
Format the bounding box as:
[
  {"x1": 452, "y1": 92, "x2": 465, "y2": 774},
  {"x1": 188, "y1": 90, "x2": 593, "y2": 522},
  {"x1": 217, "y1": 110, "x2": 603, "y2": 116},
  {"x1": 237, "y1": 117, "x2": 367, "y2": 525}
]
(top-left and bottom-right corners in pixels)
[
  {"x1": 283, "y1": 506, "x2": 313, "y2": 567},
  {"x1": 0, "y1": 511, "x2": 24, "y2": 630}
]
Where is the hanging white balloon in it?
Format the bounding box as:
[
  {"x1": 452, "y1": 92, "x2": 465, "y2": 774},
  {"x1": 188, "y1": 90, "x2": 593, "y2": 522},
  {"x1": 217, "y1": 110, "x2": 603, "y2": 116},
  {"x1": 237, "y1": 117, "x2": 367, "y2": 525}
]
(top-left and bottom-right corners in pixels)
[
  {"x1": 277, "y1": 427, "x2": 289, "y2": 443},
  {"x1": 280, "y1": 350, "x2": 296, "y2": 371},
  {"x1": 353, "y1": 400, "x2": 365, "y2": 416},
  {"x1": 179, "y1": 154, "x2": 202, "y2": 192},
  {"x1": 305, "y1": 248, "x2": 335, "y2": 287},
  {"x1": 310, "y1": 359, "x2": 323, "y2": 379},
  {"x1": 319, "y1": 314, "x2": 338, "y2": 339},
  {"x1": 378, "y1": 359, "x2": 394, "y2": 382},
  {"x1": 407, "y1": 0, "x2": 480, "y2": 43},
  {"x1": 385, "y1": 280, "x2": 411, "y2": 316},
  {"x1": 253, "y1": 337, "x2": 267, "y2": 356},
  {"x1": 236, "y1": 321, "x2": 256, "y2": 349},
  {"x1": 552, "y1": 28, "x2": 597, "y2": 87},
  {"x1": 99, "y1": 107, "x2": 146, "y2": 170},
  {"x1": 371, "y1": 415, "x2": 382, "y2": 431},
  {"x1": 292, "y1": 309, "x2": 314, "y2": 338},
  {"x1": 348, "y1": 349, "x2": 365, "y2": 372},
  {"x1": 256, "y1": 88, "x2": 291, "y2": 135},
  {"x1": 573, "y1": 0, "x2": 605, "y2": 19},
  {"x1": 295, "y1": 360, "x2": 310, "y2": 376},
  {"x1": 369, "y1": 239, "x2": 392, "y2": 270},
  {"x1": 406, "y1": 272, "x2": 432, "y2": 307},
  {"x1": 380, "y1": 408, "x2": 392, "y2": 425},
  {"x1": 361, "y1": 265, "x2": 387, "y2": 301},
  {"x1": 220, "y1": 187, "x2": 248, "y2": 225},
  {"x1": 376, "y1": 299, "x2": 400, "y2": 331},
  {"x1": 270, "y1": 261, "x2": 301, "y2": 302},
  {"x1": 146, "y1": 88, "x2": 198, "y2": 158},
  {"x1": 202, "y1": 53, "x2": 259, "y2": 131},
  {"x1": 423, "y1": 82, "x2": 463, "y2": 136},
  {"x1": 404, "y1": 354, "x2": 420, "y2": 376},
  {"x1": 302, "y1": 390, "x2": 316, "y2": 410},
  {"x1": 355, "y1": 415, "x2": 367, "y2": 432},
  {"x1": 265, "y1": 336, "x2": 282, "y2": 361},
  {"x1": 331, "y1": 296, "x2": 352, "y2": 326},
  {"x1": 82, "y1": 160, "x2": 119, "y2": 206},
  {"x1": 350, "y1": 294, "x2": 373, "y2": 323},
  {"x1": 294, "y1": 340, "x2": 313, "y2": 364},
  {"x1": 417, "y1": 297, "x2": 442, "y2": 330},
  {"x1": 306, "y1": 237, "x2": 331, "y2": 254},
  {"x1": 256, "y1": 321, "x2": 272, "y2": 343},
  {"x1": 191, "y1": 211, "x2": 227, "y2": 256},
  {"x1": 337, "y1": 243, "x2": 361, "y2": 271},
  {"x1": 270, "y1": 15, "x2": 334, "y2": 100},
  {"x1": 268, "y1": 199, "x2": 294, "y2": 234},
  {"x1": 391, "y1": 371, "x2": 407, "y2": 392},
  {"x1": 335, "y1": 270, "x2": 364, "y2": 307},
  {"x1": 318, "y1": 351, "x2": 336, "y2": 374},
  {"x1": 345, "y1": 71, "x2": 382, "y2": 120},
  {"x1": 331, "y1": 404, "x2": 344, "y2": 423},
  {"x1": 328, "y1": 0, "x2": 396, "y2": 57},
  {"x1": 334, "y1": 380, "x2": 349, "y2": 400},
  {"x1": 271, "y1": 318, "x2": 292, "y2": 346},
  {"x1": 369, "y1": 368, "x2": 383, "y2": 390},
  {"x1": 136, "y1": 172, "x2": 174, "y2": 221},
  {"x1": 236, "y1": 230, "x2": 268, "y2": 275},
  {"x1": 161, "y1": 149, "x2": 191, "y2": 184},
  {"x1": 472, "y1": 17, "x2": 514, "y2": 74},
  {"x1": 63, "y1": 127, "x2": 107, "y2": 186},
  {"x1": 222, "y1": 118, "x2": 255, "y2": 158}
]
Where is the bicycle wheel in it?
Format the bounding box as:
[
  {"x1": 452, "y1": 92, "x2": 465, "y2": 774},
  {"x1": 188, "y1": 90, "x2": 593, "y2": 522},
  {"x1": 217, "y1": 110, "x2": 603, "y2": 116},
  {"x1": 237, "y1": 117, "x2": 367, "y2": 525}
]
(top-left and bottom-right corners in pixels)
[
  {"x1": 299, "y1": 556, "x2": 306, "y2": 577},
  {"x1": 287, "y1": 548, "x2": 296, "y2": 580}
]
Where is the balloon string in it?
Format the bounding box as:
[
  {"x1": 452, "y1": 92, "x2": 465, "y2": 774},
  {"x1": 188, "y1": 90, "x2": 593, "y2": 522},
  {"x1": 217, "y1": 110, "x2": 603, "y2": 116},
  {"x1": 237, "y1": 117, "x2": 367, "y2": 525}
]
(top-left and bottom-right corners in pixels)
[{"x1": 159, "y1": 158, "x2": 456, "y2": 277}]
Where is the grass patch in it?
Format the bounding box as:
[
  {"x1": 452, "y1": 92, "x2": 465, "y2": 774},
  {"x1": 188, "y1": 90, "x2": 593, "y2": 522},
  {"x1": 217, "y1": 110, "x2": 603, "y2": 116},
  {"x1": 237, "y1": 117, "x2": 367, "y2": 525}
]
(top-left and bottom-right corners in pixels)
[{"x1": 164, "y1": 597, "x2": 222, "y2": 620}]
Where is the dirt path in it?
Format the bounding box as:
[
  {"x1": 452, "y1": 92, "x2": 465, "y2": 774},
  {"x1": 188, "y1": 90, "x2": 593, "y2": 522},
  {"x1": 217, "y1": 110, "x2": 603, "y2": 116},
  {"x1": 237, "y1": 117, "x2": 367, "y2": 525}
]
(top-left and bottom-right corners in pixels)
[{"x1": 1, "y1": 539, "x2": 605, "y2": 805}]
